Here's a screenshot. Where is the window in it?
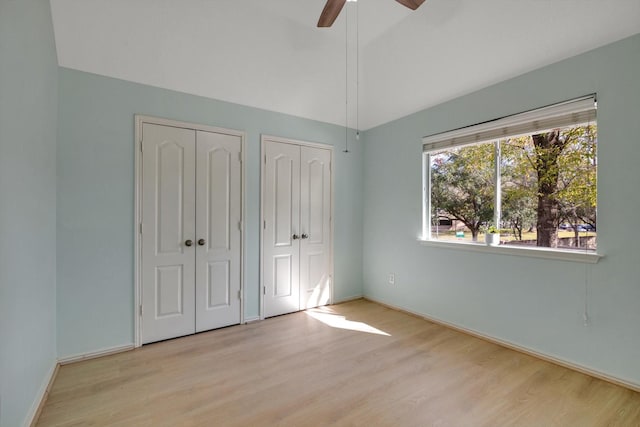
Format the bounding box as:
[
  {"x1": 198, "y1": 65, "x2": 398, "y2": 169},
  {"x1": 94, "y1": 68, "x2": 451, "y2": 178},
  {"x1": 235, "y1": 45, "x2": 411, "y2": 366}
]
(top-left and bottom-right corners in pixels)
[{"x1": 422, "y1": 96, "x2": 597, "y2": 253}]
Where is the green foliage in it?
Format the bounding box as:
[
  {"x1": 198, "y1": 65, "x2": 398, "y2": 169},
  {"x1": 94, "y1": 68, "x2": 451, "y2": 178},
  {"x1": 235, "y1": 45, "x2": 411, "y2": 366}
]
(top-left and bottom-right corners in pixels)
[
  {"x1": 431, "y1": 144, "x2": 495, "y2": 241},
  {"x1": 500, "y1": 138, "x2": 538, "y2": 240},
  {"x1": 556, "y1": 125, "x2": 597, "y2": 227}
]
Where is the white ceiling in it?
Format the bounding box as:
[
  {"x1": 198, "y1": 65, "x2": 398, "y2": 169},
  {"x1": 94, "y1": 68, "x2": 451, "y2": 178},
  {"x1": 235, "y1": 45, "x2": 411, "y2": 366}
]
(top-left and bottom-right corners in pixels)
[{"x1": 50, "y1": 0, "x2": 640, "y2": 130}]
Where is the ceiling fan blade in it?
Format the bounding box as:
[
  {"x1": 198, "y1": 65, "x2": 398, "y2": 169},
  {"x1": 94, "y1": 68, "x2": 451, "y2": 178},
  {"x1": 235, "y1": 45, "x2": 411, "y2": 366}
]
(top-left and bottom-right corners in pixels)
[
  {"x1": 395, "y1": 0, "x2": 426, "y2": 11},
  {"x1": 317, "y1": 0, "x2": 347, "y2": 27}
]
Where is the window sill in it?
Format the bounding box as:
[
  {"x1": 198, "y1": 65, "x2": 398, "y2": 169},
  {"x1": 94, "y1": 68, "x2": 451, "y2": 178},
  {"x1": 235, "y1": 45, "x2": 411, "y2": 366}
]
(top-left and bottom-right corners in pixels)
[{"x1": 418, "y1": 239, "x2": 603, "y2": 264}]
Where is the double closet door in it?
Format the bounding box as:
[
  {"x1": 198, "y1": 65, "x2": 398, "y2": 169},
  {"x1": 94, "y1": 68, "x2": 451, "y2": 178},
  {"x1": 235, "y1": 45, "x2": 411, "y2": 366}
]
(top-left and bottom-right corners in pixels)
[
  {"x1": 262, "y1": 138, "x2": 332, "y2": 318},
  {"x1": 140, "y1": 122, "x2": 242, "y2": 344}
]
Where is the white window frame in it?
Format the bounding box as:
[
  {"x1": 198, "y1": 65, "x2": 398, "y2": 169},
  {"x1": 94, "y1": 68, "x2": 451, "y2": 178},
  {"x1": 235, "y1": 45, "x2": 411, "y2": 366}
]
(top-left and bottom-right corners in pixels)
[{"x1": 420, "y1": 96, "x2": 602, "y2": 264}]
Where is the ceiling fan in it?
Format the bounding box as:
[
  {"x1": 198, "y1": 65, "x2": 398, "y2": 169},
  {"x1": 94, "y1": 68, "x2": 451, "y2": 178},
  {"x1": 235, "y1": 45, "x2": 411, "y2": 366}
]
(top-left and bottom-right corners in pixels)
[{"x1": 318, "y1": 0, "x2": 426, "y2": 27}]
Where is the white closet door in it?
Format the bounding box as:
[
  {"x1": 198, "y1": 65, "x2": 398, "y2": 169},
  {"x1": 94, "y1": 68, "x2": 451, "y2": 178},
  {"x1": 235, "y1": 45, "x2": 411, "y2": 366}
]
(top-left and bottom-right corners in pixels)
[
  {"x1": 299, "y1": 146, "x2": 332, "y2": 309},
  {"x1": 263, "y1": 141, "x2": 301, "y2": 317},
  {"x1": 141, "y1": 123, "x2": 196, "y2": 344},
  {"x1": 195, "y1": 131, "x2": 242, "y2": 332}
]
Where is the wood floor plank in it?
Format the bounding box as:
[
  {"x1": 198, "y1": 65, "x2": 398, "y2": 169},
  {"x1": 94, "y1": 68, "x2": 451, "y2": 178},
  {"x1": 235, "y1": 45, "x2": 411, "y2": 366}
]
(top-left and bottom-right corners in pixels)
[{"x1": 36, "y1": 300, "x2": 640, "y2": 426}]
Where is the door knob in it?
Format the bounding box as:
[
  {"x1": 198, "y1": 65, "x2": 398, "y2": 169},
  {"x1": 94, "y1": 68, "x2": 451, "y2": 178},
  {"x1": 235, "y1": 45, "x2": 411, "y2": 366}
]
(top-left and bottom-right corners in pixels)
[
  {"x1": 185, "y1": 240, "x2": 193, "y2": 247},
  {"x1": 198, "y1": 239, "x2": 206, "y2": 246},
  {"x1": 301, "y1": 233, "x2": 309, "y2": 239},
  {"x1": 292, "y1": 234, "x2": 300, "y2": 240}
]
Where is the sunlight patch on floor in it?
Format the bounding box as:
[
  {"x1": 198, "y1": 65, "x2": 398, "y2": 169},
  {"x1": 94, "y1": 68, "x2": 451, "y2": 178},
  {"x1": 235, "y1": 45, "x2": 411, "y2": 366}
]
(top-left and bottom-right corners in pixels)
[{"x1": 305, "y1": 309, "x2": 391, "y2": 336}]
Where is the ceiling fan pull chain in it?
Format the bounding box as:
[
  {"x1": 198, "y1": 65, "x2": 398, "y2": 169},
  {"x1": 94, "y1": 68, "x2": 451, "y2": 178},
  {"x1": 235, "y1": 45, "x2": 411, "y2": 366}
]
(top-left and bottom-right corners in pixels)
[{"x1": 344, "y1": 2, "x2": 349, "y2": 153}]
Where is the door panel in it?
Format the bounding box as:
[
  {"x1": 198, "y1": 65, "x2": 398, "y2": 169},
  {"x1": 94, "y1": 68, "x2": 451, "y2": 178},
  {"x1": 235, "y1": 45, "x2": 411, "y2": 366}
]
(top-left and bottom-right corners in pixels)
[
  {"x1": 307, "y1": 158, "x2": 326, "y2": 245},
  {"x1": 274, "y1": 255, "x2": 293, "y2": 297},
  {"x1": 156, "y1": 265, "x2": 184, "y2": 317},
  {"x1": 156, "y1": 142, "x2": 186, "y2": 254},
  {"x1": 300, "y1": 146, "x2": 332, "y2": 309},
  {"x1": 274, "y1": 155, "x2": 295, "y2": 247},
  {"x1": 141, "y1": 123, "x2": 196, "y2": 344},
  {"x1": 263, "y1": 141, "x2": 300, "y2": 317},
  {"x1": 207, "y1": 147, "x2": 231, "y2": 251},
  {"x1": 207, "y1": 260, "x2": 230, "y2": 308},
  {"x1": 195, "y1": 130, "x2": 242, "y2": 332}
]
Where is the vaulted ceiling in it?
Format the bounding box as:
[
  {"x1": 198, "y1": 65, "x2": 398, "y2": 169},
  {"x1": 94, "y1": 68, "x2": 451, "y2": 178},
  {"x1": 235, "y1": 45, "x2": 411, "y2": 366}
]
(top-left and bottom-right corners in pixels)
[{"x1": 50, "y1": 0, "x2": 640, "y2": 130}]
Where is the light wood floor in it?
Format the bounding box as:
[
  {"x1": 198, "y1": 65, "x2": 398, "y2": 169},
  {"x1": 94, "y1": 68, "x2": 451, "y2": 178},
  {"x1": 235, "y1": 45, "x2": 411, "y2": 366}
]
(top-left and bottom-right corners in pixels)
[{"x1": 37, "y1": 300, "x2": 640, "y2": 426}]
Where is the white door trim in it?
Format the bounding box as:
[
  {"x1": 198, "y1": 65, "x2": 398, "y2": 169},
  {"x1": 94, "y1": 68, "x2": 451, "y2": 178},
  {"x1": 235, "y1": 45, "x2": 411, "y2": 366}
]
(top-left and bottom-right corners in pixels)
[
  {"x1": 259, "y1": 134, "x2": 334, "y2": 320},
  {"x1": 134, "y1": 115, "x2": 245, "y2": 348}
]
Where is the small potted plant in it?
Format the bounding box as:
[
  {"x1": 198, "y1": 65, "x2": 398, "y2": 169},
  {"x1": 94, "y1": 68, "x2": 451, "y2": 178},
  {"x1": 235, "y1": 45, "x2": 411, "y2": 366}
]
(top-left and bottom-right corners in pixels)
[{"x1": 485, "y1": 225, "x2": 500, "y2": 246}]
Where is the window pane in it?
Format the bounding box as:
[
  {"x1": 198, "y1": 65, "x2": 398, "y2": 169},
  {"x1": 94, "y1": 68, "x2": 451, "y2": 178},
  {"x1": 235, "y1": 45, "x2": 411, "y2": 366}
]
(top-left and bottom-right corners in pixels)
[
  {"x1": 500, "y1": 124, "x2": 597, "y2": 251},
  {"x1": 427, "y1": 124, "x2": 597, "y2": 251},
  {"x1": 430, "y1": 144, "x2": 495, "y2": 243}
]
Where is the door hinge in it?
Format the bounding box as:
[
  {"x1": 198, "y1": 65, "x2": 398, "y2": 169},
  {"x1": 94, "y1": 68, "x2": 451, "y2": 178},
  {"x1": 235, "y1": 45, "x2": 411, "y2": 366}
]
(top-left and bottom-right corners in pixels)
[
  {"x1": 264, "y1": 155, "x2": 267, "y2": 165},
  {"x1": 263, "y1": 220, "x2": 266, "y2": 230},
  {"x1": 263, "y1": 286, "x2": 266, "y2": 295},
  {"x1": 139, "y1": 223, "x2": 143, "y2": 234},
  {"x1": 238, "y1": 221, "x2": 242, "y2": 231},
  {"x1": 238, "y1": 290, "x2": 241, "y2": 300},
  {"x1": 238, "y1": 152, "x2": 242, "y2": 162},
  {"x1": 140, "y1": 142, "x2": 143, "y2": 152},
  {"x1": 139, "y1": 305, "x2": 143, "y2": 316}
]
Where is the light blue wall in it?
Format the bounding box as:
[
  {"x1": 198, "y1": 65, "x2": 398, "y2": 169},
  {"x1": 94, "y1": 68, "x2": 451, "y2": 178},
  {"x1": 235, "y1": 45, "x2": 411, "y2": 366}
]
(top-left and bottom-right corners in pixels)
[
  {"x1": 362, "y1": 33, "x2": 640, "y2": 385},
  {"x1": 57, "y1": 69, "x2": 364, "y2": 358},
  {"x1": 0, "y1": 0, "x2": 58, "y2": 425}
]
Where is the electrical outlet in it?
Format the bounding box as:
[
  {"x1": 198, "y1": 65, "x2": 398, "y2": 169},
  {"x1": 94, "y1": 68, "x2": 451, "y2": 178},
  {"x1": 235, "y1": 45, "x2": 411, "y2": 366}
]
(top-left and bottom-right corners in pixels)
[{"x1": 388, "y1": 273, "x2": 395, "y2": 285}]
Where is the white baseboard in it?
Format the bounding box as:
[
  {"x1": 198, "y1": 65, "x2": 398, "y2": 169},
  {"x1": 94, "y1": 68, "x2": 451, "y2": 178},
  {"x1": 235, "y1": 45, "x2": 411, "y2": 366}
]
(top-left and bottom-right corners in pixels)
[
  {"x1": 364, "y1": 296, "x2": 640, "y2": 393},
  {"x1": 58, "y1": 344, "x2": 134, "y2": 365},
  {"x1": 332, "y1": 295, "x2": 363, "y2": 304},
  {"x1": 25, "y1": 360, "x2": 58, "y2": 427}
]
